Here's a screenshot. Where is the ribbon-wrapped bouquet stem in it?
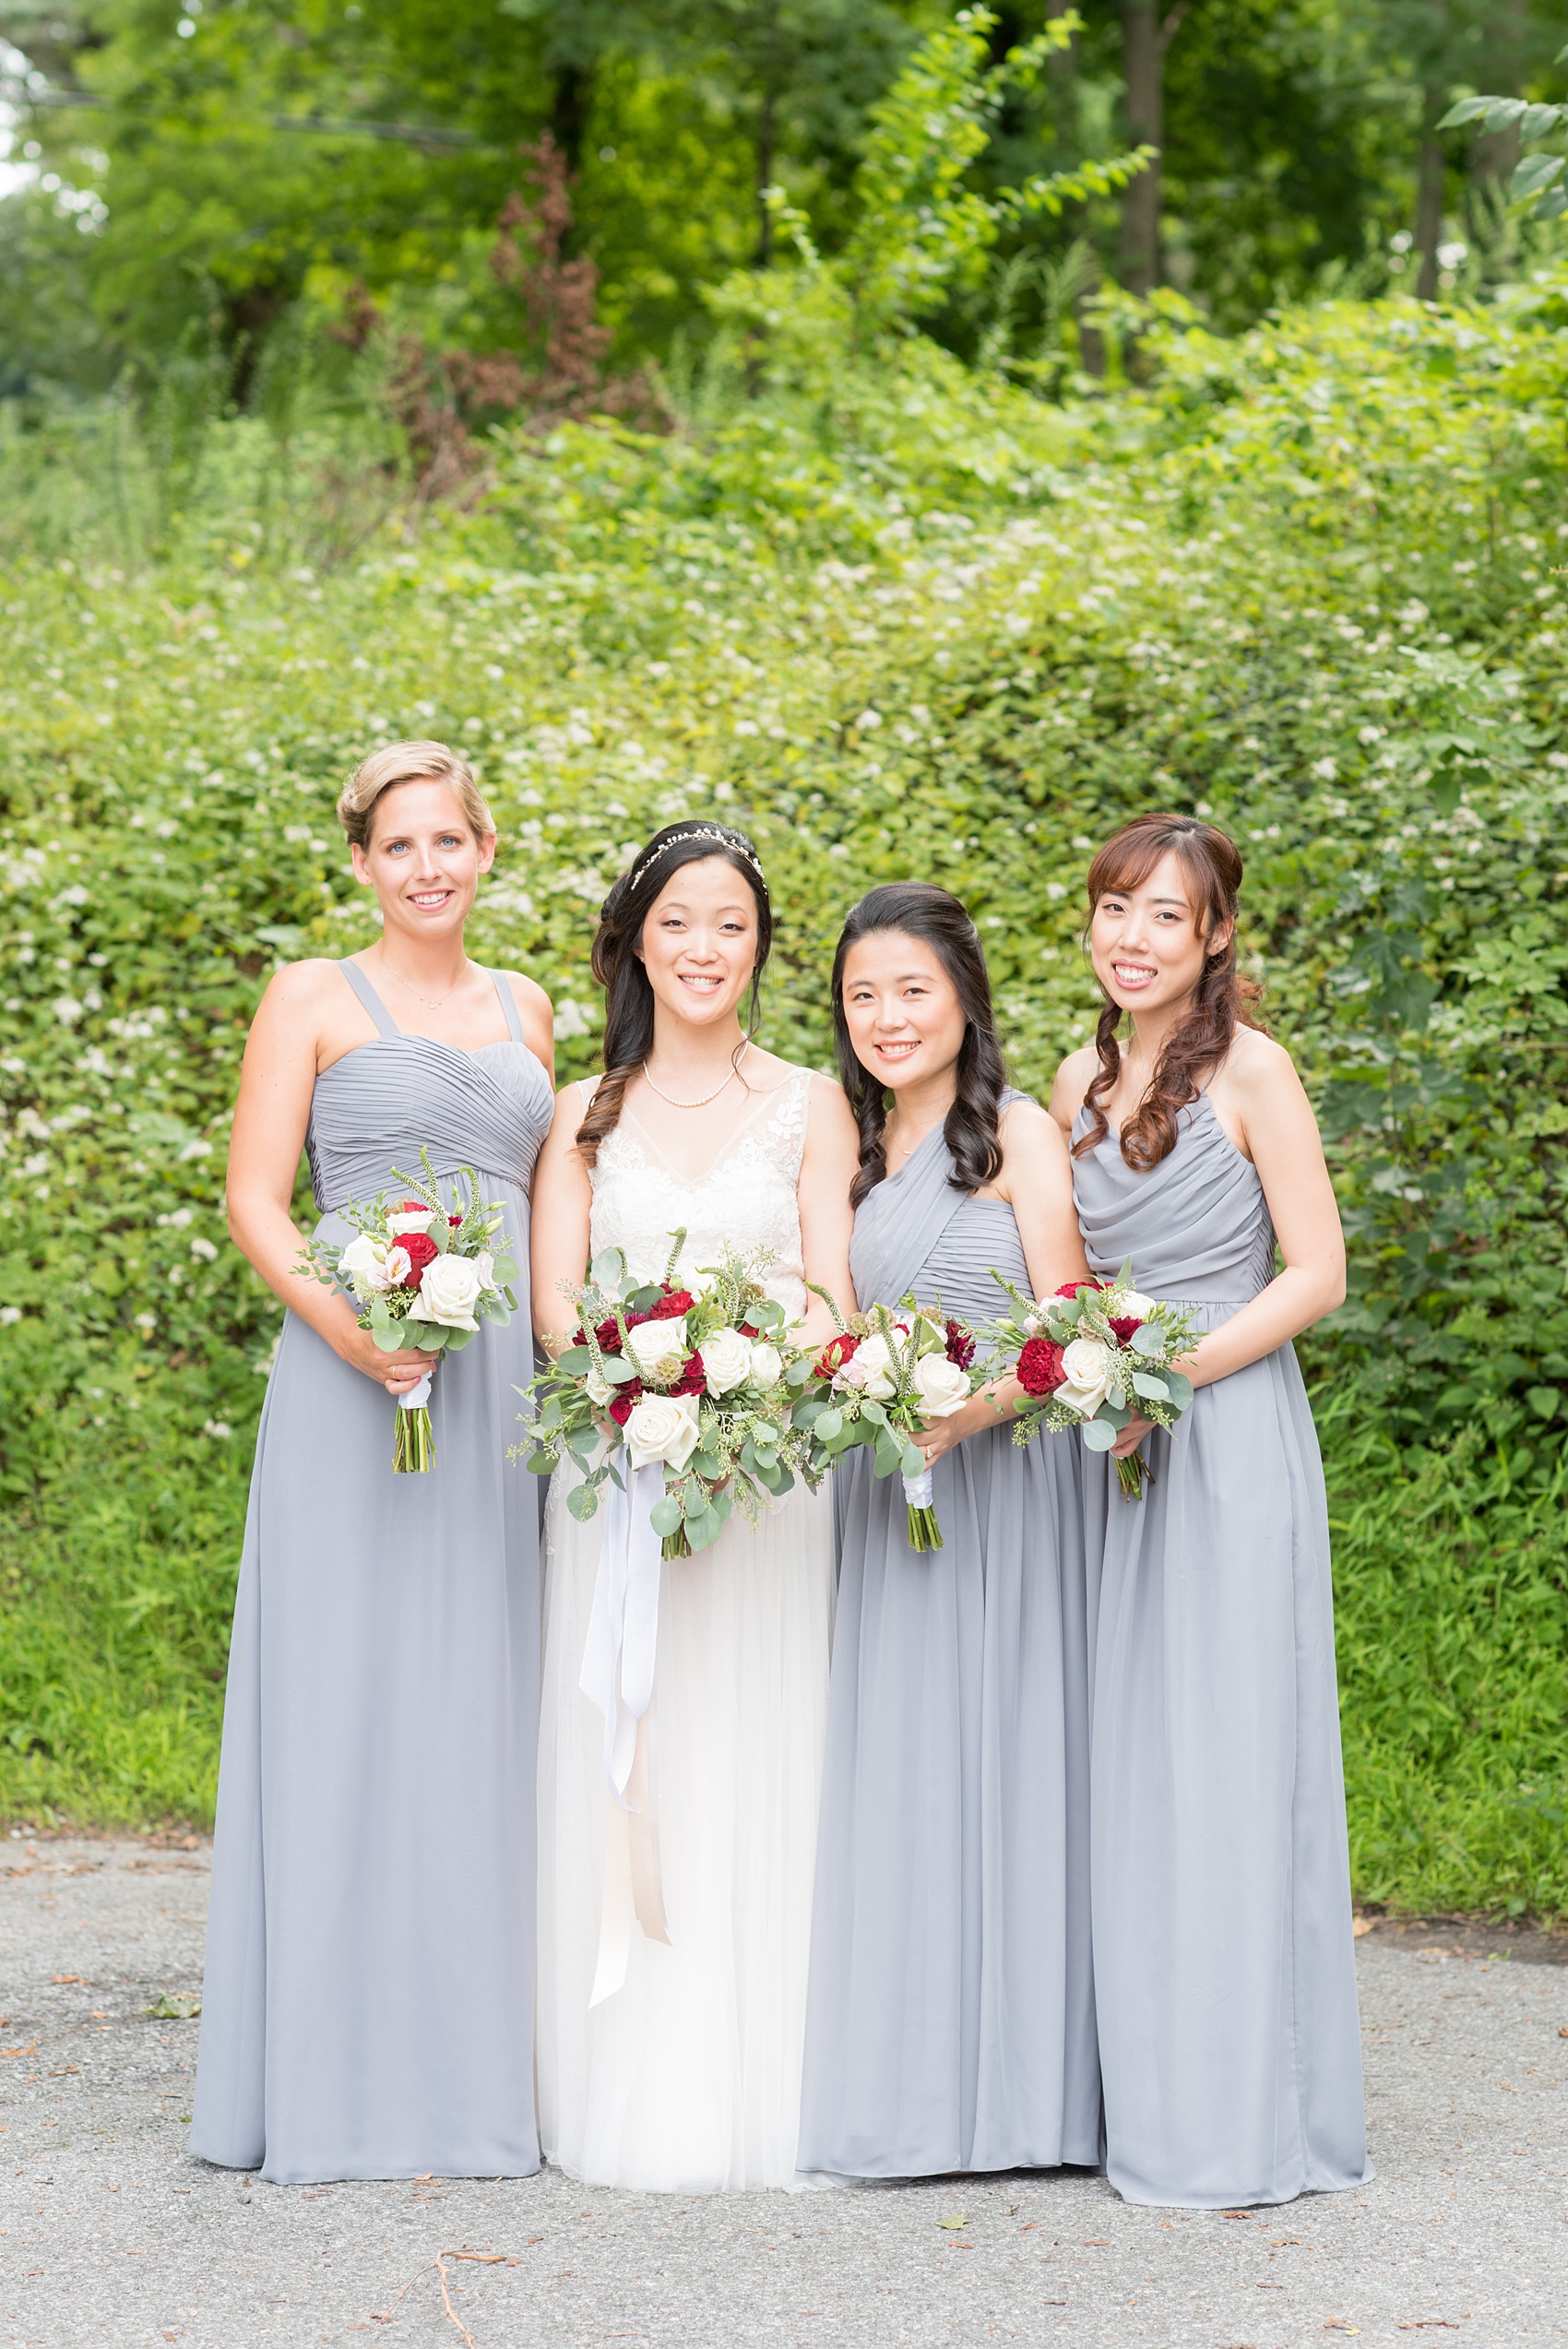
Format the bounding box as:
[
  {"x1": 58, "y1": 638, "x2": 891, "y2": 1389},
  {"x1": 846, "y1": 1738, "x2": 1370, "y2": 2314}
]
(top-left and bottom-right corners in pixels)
[
  {"x1": 792, "y1": 1290, "x2": 980, "y2": 1551},
  {"x1": 985, "y1": 1260, "x2": 1200, "y2": 1499},
  {"x1": 298, "y1": 1147, "x2": 518, "y2": 1473}
]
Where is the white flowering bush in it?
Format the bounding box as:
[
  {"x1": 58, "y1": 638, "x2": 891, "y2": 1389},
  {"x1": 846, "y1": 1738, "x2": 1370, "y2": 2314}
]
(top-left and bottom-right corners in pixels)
[{"x1": 3, "y1": 281, "x2": 1568, "y2": 1908}]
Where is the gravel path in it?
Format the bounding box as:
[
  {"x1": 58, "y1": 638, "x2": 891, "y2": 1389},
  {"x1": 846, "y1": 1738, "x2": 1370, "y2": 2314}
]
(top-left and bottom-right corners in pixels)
[{"x1": 3, "y1": 1838, "x2": 1565, "y2": 2348}]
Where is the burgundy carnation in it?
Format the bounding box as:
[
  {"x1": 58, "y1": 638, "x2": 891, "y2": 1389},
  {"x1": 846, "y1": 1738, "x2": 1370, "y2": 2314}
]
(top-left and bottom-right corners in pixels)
[
  {"x1": 1055, "y1": 1279, "x2": 1100, "y2": 1301},
  {"x1": 815, "y1": 1330, "x2": 860, "y2": 1379},
  {"x1": 1017, "y1": 1337, "x2": 1067, "y2": 1397},
  {"x1": 401, "y1": 1230, "x2": 438, "y2": 1277},
  {"x1": 944, "y1": 1318, "x2": 976, "y2": 1371},
  {"x1": 651, "y1": 1288, "x2": 695, "y2": 1321},
  {"x1": 607, "y1": 1380, "x2": 643, "y2": 1426},
  {"x1": 740, "y1": 1322, "x2": 760, "y2": 1341},
  {"x1": 1109, "y1": 1315, "x2": 1144, "y2": 1345},
  {"x1": 671, "y1": 1352, "x2": 707, "y2": 1396},
  {"x1": 592, "y1": 1314, "x2": 624, "y2": 1353}
]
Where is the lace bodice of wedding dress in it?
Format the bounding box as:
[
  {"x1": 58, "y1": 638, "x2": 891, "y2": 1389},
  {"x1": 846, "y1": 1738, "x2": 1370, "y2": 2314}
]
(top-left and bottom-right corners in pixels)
[{"x1": 578, "y1": 1071, "x2": 811, "y2": 1319}]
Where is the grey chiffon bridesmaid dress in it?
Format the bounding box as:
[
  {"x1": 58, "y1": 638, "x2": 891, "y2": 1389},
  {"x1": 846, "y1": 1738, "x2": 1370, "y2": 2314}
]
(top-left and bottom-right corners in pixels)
[
  {"x1": 797, "y1": 1102, "x2": 1100, "y2": 2177},
  {"x1": 1074, "y1": 1090, "x2": 1371, "y2": 2209},
  {"x1": 189, "y1": 960, "x2": 553, "y2": 2184}
]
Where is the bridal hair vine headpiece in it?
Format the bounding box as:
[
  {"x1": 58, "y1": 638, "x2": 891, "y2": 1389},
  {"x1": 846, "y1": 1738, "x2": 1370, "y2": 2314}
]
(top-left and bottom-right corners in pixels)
[{"x1": 629, "y1": 827, "x2": 767, "y2": 891}]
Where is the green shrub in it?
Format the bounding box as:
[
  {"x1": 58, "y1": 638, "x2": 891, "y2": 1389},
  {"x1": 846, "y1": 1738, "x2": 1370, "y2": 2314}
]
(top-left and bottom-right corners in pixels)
[{"x1": 3, "y1": 282, "x2": 1567, "y2": 1906}]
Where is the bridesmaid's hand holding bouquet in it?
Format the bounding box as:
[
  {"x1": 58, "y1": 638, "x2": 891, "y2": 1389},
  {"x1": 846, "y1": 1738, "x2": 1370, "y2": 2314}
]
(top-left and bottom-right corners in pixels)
[
  {"x1": 520, "y1": 1232, "x2": 813, "y2": 1560},
  {"x1": 298, "y1": 1148, "x2": 518, "y2": 1473},
  {"x1": 986, "y1": 1262, "x2": 1200, "y2": 1499},
  {"x1": 794, "y1": 1292, "x2": 981, "y2": 1552}
]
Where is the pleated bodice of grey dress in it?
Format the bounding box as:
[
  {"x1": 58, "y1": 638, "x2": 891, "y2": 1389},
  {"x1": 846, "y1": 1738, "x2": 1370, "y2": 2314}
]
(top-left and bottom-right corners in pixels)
[
  {"x1": 1074, "y1": 1088, "x2": 1371, "y2": 2209},
  {"x1": 797, "y1": 1097, "x2": 1100, "y2": 2178},
  {"x1": 190, "y1": 960, "x2": 553, "y2": 2184}
]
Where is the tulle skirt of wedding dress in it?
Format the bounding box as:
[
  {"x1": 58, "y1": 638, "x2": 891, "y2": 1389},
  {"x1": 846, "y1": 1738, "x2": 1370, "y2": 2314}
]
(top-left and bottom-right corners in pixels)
[{"x1": 537, "y1": 1468, "x2": 836, "y2": 2192}]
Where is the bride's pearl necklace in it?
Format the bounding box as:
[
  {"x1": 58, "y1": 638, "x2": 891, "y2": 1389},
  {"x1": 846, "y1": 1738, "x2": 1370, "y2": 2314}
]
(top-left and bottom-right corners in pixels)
[{"x1": 642, "y1": 1043, "x2": 751, "y2": 1110}]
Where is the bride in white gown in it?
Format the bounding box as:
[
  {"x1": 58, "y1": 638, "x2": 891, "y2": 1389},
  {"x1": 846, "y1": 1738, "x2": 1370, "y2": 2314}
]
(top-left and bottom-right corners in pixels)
[{"x1": 530, "y1": 823, "x2": 858, "y2": 2192}]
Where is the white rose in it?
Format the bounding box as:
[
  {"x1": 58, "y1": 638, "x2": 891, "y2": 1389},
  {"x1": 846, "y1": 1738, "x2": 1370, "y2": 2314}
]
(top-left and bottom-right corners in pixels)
[
  {"x1": 1110, "y1": 1288, "x2": 1156, "y2": 1323},
  {"x1": 408, "y1": 1252, "x2": 484, "y2": 1331},
  {"x1": 837, "y1": 1330, "x2": 897, "y2": 1400},
  {"x1": 746, "y1": 1341, "x2": 784, "y2": 1392},
  {"x1": 338, "y1": 1233, "x2": 390, "y2": 1295},
  {"x1": 624, "y1": 1317, "x2": 688, "y2": 1382},
  {"x1": 585, "y1": 1367, "x2": 614, "y2": 1408},
  {"x1": 388, "y1": 1208, "x2": 437, "y2": 1236},
  {"x1": 700, "y1": 1327, "x2": 753, "y2": 1395},
  {"x1": 473, "y1": 1250, "x2": 497, "y2": 1293},
  {"x1": 912, "y1": 1353, "x2": 970, "y2": 1419},
  {"x1": 1056, "y1": 1333, "x2": 1113, "y2": 1418},
  {"x1": 624, "y1": 1389, "x2": 702, "y2": 1473}
]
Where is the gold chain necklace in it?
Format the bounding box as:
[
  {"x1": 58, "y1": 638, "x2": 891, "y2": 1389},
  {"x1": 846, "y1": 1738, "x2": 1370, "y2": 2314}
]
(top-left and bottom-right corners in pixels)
[
  {"x1": 642, "y1": 1043, "x2": 750, "y2": 1110},
  {"x1": 378, "y1": 957, "x2": 469, "y2": 1014}
]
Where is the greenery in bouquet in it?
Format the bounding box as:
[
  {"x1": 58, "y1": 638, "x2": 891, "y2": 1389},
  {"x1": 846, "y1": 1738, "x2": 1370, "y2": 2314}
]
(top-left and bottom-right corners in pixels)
[
  {"x1": 521, "y1": 1232, "x2": 814, "y2": 1561},
  {"x1": 986, "y1": 1262, "x2": 1200, "y2": 1500},
  {"x1": 792, "y1": 1292, "x2": 980, "y2": 1552},
  {"x1": 297, "y1": 1147, "x2": 518, "y2": 1472}
]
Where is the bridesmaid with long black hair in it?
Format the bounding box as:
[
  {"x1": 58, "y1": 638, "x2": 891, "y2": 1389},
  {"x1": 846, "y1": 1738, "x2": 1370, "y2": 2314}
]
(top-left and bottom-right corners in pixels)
[
  {"x1": 797, "y1": 882, "x2": 1100, "y2": 2180},
  {"x1": 1050, "y1": 812, "x2": 1370, "y2": 2209}
]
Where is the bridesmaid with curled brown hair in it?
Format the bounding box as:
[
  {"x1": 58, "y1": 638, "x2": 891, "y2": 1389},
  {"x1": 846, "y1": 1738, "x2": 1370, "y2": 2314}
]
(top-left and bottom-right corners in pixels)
[{"x1": 1049, "y1": 813, "x2": 1371, "y2": 2210}]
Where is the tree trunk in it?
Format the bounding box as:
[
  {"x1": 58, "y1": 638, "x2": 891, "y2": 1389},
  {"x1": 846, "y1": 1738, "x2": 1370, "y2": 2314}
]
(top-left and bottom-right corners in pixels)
[
  {"x1": 1415, "y1": 101, "x2": 1445, "y2": 301},
  {"x1": 550, "y1": 63, "x2": 591, "y2": 173},
  {"x1": 1118, "y1": 1, "x2": 1188, "y2": 299}
]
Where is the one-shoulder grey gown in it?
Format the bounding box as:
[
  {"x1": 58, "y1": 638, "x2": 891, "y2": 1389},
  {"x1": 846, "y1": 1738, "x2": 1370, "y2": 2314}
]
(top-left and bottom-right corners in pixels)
[
  {"x1": 797, "y1": 1107, "x2": 1099, "y2": 2177},
  {"x1": 1074, "y1": 1091, "x2": 1370, "y2": 2209},
  {"x1": 190, "y1": 961, "x2": 553, "y2": 2184}
]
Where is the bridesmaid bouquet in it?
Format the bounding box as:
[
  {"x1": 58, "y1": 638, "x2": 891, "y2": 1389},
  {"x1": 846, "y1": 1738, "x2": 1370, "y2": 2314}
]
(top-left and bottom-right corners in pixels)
[
  {"x1": 986, "y1": 1261, "x2": 1199, "y2": 1500},
  {"x1": 794, "y1": 1293, "x2": 980, "y2": 1551},
  {"x1": 521, "y1": 1232, "x2": 813, "y2": 1559},
  {"x1": 298, "y1": 1148, "x2": 519, "y2": 1473}
]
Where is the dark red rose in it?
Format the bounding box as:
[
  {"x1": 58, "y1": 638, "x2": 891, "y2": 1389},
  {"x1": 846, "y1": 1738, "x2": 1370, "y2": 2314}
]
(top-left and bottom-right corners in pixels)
[
  {"x1": 1055, "y1": 1279, "x2": 1101, "y2": 1300},
  {"x1": 944, "y1": 1318, "x2": 976, "y2": 1371},
  {"x1": 1017, "y1": 1337, "x2": 1067, "y2": 1397},
  {"x1": 651, "y1": 1288, "x2": 695, "y2": 1321},
  {"x1": 671, "y1": 1352, "x2": 706, "y2": 1396},
  {"x1": 740, "y1": 1322, "x2": 760, "y2": 1341},
  {"x1": 607, "y1": 1381, "x2": 643, "y2": 1426},
  {"x1": 1109, "y1": 1316, "x2": 1144, "y2": 1346},
  {"x1": 400, "y1": 1230, "x2": 438, "y2": 1277},
  {"x1": 400, "y1": 1199, "x2": 431, "y2": 1215},
  {"x1": 814, "y1": 1330, "x2": 860, "y2": 1379}
]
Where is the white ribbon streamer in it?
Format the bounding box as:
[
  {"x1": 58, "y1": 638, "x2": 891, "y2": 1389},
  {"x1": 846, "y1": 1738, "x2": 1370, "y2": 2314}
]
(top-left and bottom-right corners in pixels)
[
  {"x1": 580, "y1": 1460, "x2": 671, "y2": 2003},
  {"x1": 902, "y1": 1465, "x2": 935, "y2": 1509}
]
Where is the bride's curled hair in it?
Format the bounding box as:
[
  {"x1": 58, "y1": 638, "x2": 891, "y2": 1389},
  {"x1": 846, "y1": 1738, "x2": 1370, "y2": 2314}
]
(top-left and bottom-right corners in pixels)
[
  {"x1": 832, "y1": 882, "x2": 1007, "y2": 1209},
  {"x1": 575, "y1": 821, "x2": 773, "y2": 1168},
  {"x1": 1075, "y1": 812, "x2": 1265, "y2": 1171}
]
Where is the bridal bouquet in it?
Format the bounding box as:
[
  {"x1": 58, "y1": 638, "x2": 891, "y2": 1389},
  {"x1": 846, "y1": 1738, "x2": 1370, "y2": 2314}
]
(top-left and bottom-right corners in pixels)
[
  {"x1": 298, "y1": 1148, "x2": 518, "y2": 1473},
  {"x1": 793, "y1": 1294, "x2": 980, "y2": 1551},
  {"x1": 521, "y1": 1232, "x2": 812, "y2": 1560},
  {"x1": 986, "y1": 1260, "x2": 1200, "y2": 1500}
]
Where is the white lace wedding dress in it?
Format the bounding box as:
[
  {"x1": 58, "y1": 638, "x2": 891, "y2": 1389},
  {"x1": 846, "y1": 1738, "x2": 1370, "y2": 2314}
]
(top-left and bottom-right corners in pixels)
[{"x1": 537, "y1": 1070, "x2": 836, "y2": 2191}]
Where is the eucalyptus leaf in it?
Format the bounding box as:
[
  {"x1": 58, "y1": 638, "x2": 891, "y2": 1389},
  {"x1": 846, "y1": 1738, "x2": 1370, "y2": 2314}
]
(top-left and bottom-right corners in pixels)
[
  {"x1": 1080, "y1": 1418, "x2": 1119, "y2": 1451},
  {"x1": 1132, "y1": 1371, "x2": 1170, "y2": 1401},
  {"x1": 565, "y1": 1483, "x2": 600, "y2": 1520},
  {"x1": 1131, "y1": 1322, "x2": 1165, "y2": 1356},
  {"x1": 814, "y1": 1407, "x2": 843, "y2": 1440},
  {"x1": 649, "y1": 1496, "x2": 683, "y2": 1536}
]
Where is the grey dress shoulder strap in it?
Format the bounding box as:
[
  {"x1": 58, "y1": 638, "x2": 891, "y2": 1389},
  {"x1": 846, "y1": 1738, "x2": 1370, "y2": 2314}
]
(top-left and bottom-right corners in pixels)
[
  {"x1": 489, "y1": 970, "x2": 526, "y2": 1043},
  {"x1": 337, "y1": 959, "x2": 400, "y2": 1039}
]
